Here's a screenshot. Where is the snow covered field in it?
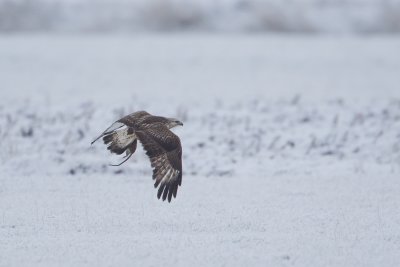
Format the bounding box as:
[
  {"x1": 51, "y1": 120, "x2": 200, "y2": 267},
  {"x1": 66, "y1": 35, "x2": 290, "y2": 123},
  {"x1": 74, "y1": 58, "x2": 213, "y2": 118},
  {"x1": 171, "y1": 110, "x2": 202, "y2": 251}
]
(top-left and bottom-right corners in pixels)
[{"x1": 1, "y1": 34, "x2": 400, "y2": 266}]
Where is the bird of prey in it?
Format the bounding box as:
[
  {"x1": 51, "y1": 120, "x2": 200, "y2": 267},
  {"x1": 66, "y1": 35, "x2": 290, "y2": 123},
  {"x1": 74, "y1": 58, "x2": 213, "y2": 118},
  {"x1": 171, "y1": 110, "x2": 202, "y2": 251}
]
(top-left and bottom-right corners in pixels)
[{"x1": 91, "y1": 111, "x2": 183, "y2": 202}]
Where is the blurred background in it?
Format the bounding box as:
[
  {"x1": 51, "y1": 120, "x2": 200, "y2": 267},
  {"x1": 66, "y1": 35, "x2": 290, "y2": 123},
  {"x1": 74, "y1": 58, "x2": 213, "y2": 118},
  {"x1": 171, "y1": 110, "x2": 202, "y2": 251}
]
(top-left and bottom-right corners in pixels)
[
  {"x1": 1, "y1": 0, "x2": 400, "y2": 33},
  {"x1": 1, "y1": 1, "x2": 400, "y2": 266},
  {"x1": 1, "y1": 0, "x2": 400, "y2": 105}
]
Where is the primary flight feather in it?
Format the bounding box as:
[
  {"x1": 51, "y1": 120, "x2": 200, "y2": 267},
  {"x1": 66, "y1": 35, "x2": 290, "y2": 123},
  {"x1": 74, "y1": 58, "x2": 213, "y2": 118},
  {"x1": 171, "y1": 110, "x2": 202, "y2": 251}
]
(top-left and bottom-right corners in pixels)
[{"x1": 91, "y1": 111, "x2": 183, "y2": 202}]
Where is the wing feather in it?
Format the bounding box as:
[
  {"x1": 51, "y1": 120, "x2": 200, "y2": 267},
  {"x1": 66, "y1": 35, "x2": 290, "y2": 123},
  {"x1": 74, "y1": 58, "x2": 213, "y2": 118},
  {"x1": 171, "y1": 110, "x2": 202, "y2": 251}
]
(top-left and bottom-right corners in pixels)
[
  {"x1": 91, "y1": 122, "x2": 125, "y2": 145},
  {"x1": 103, "y1": 127, "x2": 136, "y2": 155},
  {"x1": 92, "y1": 112, "x2": 183, "y2": 202},
  {"x1": 118, "y1": 111, "x2": 151, "y2": 127},
  {"x1": 92, "y1": 111, "x2": 150, "y2": 156},
  {"x1": 135, "y1": 125, "x2": 182, "y2": 202}
]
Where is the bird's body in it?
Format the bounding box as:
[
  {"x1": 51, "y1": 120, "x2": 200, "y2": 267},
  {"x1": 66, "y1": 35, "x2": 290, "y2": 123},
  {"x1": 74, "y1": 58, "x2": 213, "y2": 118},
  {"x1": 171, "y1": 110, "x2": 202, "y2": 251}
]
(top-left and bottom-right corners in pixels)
[{"x1": 91, "y1": 111, "x2": 183, "y2": 202}]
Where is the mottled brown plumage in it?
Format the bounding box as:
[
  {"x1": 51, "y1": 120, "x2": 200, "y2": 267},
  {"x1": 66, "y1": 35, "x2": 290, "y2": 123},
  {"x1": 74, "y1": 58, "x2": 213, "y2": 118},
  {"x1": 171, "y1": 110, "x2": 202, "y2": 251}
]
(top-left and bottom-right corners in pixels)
[{"x1": 91, "y1": 111, "x2": 183, "y2": 202}]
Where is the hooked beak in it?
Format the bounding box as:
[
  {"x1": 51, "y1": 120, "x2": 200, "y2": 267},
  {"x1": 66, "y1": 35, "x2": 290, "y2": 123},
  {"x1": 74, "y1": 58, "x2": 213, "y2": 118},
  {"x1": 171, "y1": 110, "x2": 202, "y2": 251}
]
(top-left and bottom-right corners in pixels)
[{"x1": 177, "y1": 121, "x2": 184, "y2": 126}]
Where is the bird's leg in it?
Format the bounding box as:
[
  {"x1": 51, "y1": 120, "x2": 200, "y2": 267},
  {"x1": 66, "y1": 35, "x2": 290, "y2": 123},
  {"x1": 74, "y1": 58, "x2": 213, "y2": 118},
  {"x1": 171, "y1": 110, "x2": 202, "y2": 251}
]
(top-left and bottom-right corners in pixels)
[{"x1": 109, "y1": 151, "x2": 133, "y2": 166}]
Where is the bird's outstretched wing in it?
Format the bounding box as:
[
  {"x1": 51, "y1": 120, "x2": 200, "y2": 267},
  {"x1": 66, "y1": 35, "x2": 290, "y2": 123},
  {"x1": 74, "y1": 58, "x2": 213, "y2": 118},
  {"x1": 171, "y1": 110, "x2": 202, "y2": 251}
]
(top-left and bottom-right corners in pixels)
[
  {"x1": 91, "y1": 122, "x2": 125, "y2": 145},
  {"x1": 135, "y1": 125, "x2": 182, "y2": 202},
  {"x1": 102, "y1": 127, "x2": 135, "y2": 155},
  {"x1": 91, "y1": 111, "x2": 152, "y2": 158},
  {"x1": 118, "y1": 111, "x2": 151, "y2": 127},
  {"x1": 91, "y1": 111, "x2": 151, "y2": 145}
]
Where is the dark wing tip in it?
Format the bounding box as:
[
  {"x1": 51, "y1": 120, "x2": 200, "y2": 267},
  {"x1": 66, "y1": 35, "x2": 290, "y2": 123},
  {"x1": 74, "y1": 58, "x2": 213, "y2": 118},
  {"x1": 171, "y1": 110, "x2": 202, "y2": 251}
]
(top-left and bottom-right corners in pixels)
[
  {"x1": 103, "y1": 134, "x2": 113, "y2": 144},
  {"x1": 168, "y1": 187, "x2": 174, "y2": 202},
  {"x1": 173, "y1": 183, "x2": 178, "y2": 198},
  {"x1": 91, "y1": 136, "x2": 101, "y2": 145},
  {"x1": 156, "y1": 182, "x2": 179, "y2": 202},
  {"x1": 162, "y1": 184, "x2": 169, "y2": 201},
  {"x1": 107, "y1": 145, "x2": 125, "y2": 155},
  {"x1": 157, "y1": 184, "x2": 165, "y2": 199}
]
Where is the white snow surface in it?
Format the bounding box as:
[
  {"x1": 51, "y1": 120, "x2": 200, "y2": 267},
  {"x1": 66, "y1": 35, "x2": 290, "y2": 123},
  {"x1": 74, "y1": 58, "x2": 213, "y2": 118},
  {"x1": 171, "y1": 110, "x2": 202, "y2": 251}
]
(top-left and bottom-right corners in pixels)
[{"x1": 1, "y1": 34, "x2": 400, "y2": 266}]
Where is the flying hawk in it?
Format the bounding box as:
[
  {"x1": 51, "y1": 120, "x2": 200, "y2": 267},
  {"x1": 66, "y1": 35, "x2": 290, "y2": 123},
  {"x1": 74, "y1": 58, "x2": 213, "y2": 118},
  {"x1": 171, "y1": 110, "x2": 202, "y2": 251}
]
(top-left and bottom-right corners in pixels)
[{"x1": 91, "y1": 111, "x2": 183, "y2": 202}]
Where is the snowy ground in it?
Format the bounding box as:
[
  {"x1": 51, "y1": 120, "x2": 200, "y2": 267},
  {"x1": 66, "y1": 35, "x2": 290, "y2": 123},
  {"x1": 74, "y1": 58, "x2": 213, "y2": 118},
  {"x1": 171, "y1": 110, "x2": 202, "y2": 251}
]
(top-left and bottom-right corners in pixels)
[{"x1": 1, "y1": 34, "x2": 400, "y2": 266}]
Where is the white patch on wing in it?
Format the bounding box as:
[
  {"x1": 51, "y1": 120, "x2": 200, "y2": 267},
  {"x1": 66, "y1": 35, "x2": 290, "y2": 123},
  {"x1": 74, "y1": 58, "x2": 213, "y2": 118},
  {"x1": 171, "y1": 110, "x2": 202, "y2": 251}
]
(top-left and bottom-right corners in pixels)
[
  {"x1": 91, "y1": 122, "x2": 126, "y2": 145},
  {"x1": 113, "y1": 129, "x2": 136, "y2": 149}
]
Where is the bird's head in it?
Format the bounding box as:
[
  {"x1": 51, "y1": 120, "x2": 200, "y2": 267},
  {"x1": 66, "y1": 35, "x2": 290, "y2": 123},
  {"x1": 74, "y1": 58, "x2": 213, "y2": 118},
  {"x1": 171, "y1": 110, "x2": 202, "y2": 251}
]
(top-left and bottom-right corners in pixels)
[{"x1": 167, "y1": 118, "x2": 184, "y2": 129}]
